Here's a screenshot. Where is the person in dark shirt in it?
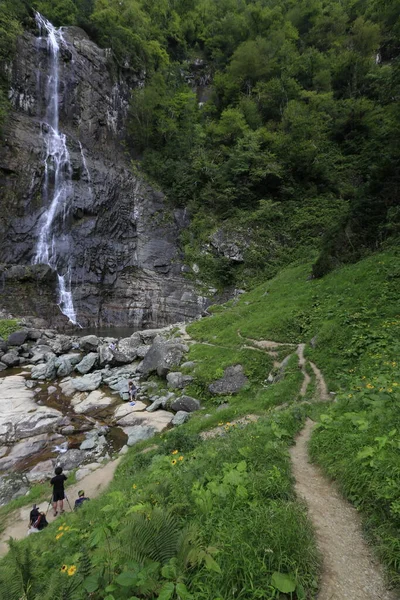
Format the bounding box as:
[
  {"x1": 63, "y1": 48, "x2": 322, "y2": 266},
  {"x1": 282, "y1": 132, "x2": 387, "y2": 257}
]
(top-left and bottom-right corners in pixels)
[
  {"x1": 28, "y1": 504, "x2": 48, "y2": 533},
  {"x1": 50, "y1": 466, "x2": 67, "y2": 516},
  {"x1": 74, "y1": 489, "x2": 90, "y2": 510}
]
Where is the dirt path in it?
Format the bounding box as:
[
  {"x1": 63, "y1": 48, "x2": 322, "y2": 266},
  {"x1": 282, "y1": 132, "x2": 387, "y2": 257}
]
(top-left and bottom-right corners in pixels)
[
  {"x1": 0, "y1": 457, "x2": 121, "y2": 557},
  {"x1": 291, "y1": 421, "x2": 397, "y2": 599}
]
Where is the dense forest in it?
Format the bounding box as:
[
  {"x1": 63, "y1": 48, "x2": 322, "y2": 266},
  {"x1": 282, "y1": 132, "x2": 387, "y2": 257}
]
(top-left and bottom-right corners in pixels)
[{"x1": 0, "y1": 0, "x2": 399, "y2": 288}]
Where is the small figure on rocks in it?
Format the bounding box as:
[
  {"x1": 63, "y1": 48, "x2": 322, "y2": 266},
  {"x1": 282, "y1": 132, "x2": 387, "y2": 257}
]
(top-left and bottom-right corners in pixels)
[
  {"x1": 74, "y1": 489, "x2": 90, "y2": 510},
  {"x1": 50, "y1": 466, "x2": 67, "y2": 516},
  {"x1": 128, "y1": 380, "x2": 138, "y2": 406},
  {"x1": 109, "y1": 342, "x2": 116, "y2": 351}
]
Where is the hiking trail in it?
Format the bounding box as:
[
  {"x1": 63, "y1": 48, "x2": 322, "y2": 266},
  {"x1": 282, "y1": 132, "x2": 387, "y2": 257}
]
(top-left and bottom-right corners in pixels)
[
  {"x1": 287, "y1": 349, "x2": 397, "y2": 599},
  {"x1": 0, "y1": 457, "x2": 120, "y2": 557}
]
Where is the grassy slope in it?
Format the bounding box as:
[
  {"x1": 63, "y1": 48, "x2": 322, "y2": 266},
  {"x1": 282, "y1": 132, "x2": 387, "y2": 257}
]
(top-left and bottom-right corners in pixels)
[{"x1": 1, "y1": 248, "x2": 399, "y2": 597}]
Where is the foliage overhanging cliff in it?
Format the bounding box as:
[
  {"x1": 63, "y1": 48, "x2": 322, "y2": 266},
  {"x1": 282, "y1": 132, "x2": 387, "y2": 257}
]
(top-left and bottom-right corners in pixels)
[{"x1": 1, "y1": 0, "x2": 399, "y2": 290}]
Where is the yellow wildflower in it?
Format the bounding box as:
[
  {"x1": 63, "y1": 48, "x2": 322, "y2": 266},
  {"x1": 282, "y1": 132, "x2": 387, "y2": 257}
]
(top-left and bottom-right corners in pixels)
[
  {"x1": 178, "y1": 456, "x2": 184, "y2": 461},
  {"x1": 64, "y1": 526, "x2": 70, "y2": 531},
  {"x1": 348, "y1": 394, "x2": 353, "y2": 398},
  {"x1": 55, "y1": 532, "x2": 64, "y2": 541},
  {"x1": 60, "y1": 565, "x2": 68, "y2": 573},
  {"x1": 171, "y1": 459, "x2": 177, "y2": 465},
  {"x1": 172, "y1": 450, "x2": 178, "y2": 455},
  {"x1": 67, "y1": 565, "x2": 77, "y2": 577},
  {"x1": 58, "y1": 526, "x2": 64, "y2": 531},
  {"x1": 218, "y1": 422, "x2": 224, "y2": 426},
  {"x1": 132, "y1": 484, "x2": 137, "y2": 489},
  {"x1": 366, "y1": 383, "x2": 374, "y2": 389},
  {"x1": 388, "y1": 388, "x2": 393, "y2": 393}
]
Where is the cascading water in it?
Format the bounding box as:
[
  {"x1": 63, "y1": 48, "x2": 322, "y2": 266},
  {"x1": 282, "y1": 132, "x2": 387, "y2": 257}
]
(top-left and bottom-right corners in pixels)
[{"x1": 33, "y1": 13, "x2": 78, "y2": 325}]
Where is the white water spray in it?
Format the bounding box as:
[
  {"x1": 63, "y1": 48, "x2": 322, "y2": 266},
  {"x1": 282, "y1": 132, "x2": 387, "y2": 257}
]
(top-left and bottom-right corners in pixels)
[{"x1": 33, "y1": 13, "x2": 78, "y2": 324}]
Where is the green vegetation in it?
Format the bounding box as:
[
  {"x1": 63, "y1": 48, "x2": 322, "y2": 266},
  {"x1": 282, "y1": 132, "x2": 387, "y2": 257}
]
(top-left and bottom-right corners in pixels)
[
  {"x1": 0, "y1": 407, "x2": 320, "y2": 600},
  {"x1": 0, "y1": 319, "x2": 19, "y2": 339},
  {"x1": 2, "y1": 0, "x2": 399, "y2": 284}
]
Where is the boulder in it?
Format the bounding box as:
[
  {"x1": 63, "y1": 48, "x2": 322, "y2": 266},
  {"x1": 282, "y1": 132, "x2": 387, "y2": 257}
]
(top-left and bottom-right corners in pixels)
[
  {"x1": 27, "y1": 329, "x2": 42, "y2": 341},
  {"x1": 75, "y1": 462, "x2": 101, "y2": 481},
  {"x1": 117, "y1": 336, "x2": 141, "y2": 361},
  {"x1": 0, "y1": 473, "x2": 30, "y2": 506},
  {"x1": 167, "y1": 372, "x2": 194, "y2": 389},
  {"x1": 146, "y1": 398, "x2": 167, "y2": 412},
  {"x1": 0, "y1": 362, "x2": 7, "y2": 372},
  {"x1": 136, "y1": 345, "x2": 151, "y2": 358},
  {"x1": 0, "y1": 433, "x2": 52, "y2": 471},
  {"x1": 26, "y1": 459, "x2": 55, "y2": 483},
  {"x1": 71, "y1": 390, "x2": 116, "y2": 414},
  {"x1": 98, "y1": 344, "x2": 114, "y2": 367},
  {"x1": 59, "y1": 449, "x2": 86, "y2": 470},
  {"x1": 7, "y1": 330, "x2": 28, "y2": 346},
  {"x1": 1, "y1": 351, "x2": 20, "y2": 367},
  {"x1": 171, "y1": 395, "x2": 200, "y2": 413},
  {"x1": 0, "y1": 375, "x2": 63, "y2": 443},
  {"x1": 124, "y1": 425, "x2": 156, "y2": 446},
  {"x1": 79, "y1": 335, "x2": 100, "y2": 352},
  {"x1": 30, "y1": 344, "x2": 53, "y2": 364},
  {"x1": 111, "y1": 350, "x2": 133, "y2": 365},
  {"x1": 71, "y1": 372, "x2": 102, "y2": 392},
  {"x1": 76, "y1": 352, "x2": 98, "y2": 374},
  {"x1": 79, "y1": 437, "x2": 97, "y2": 450},
  {"x1": 139, "y1": 328, "x2": 165, "y2": 344},
  {"x1": 31, "y1": 356, "x2": 57, "y2": 380},
  {"x1": 116, "y1": 409, "x2": 173, "y2": 431},
  {"x1": 113, "y1": 402, "x2": 147, "y2": 422},
  {"x1": 139, "y1": 336, "x2": 188, "y2": 378},
  {"x1": 0, "y1": 338, "x2": 8, "y2": 353},
  {"x1": 172, "y1": 411, "x2": 190, "y2": 426},
  {"x1": 48, "y1": 335, "x2": 73, "y2": 355},
  {"x1": 208, "y1": 365, "x2": 248, "y2": 395},
  {"x1": 56, "y1": 353, "x2": 82, "y2": 377},
  {"x1": 61, "y1": 425, "x2": 75, "y2": 435}
]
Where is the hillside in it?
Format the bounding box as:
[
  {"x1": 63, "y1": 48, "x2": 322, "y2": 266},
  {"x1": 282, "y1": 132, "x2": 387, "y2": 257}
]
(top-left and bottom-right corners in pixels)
[{"x1": 0, "y1": 249, "x2": 398, "y2": 598}]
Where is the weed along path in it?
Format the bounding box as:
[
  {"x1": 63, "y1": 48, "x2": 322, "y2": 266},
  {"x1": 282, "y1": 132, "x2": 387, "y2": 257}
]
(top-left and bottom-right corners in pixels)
[
  {"x1": 0, "y1": 457, "x2": 121, "y2": 557},
  {"x1": 291, "y1": 425, "x2": 396, "y2": 598}
]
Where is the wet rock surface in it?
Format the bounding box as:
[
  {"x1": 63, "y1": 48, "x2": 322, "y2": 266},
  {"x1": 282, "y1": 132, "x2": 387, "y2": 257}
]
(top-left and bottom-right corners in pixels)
[{"x1": 0, "y1": 27, "x2": 211, "y2": 328}]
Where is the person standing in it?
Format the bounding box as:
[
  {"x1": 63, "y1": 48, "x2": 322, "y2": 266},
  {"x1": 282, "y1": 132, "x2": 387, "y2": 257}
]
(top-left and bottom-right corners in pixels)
[
  {"x1": 50, "y1": 466, "x2": 67, "y2": 516},
  {"x1": 128, "y1": 381, "x2": 137, "y2": 406}
]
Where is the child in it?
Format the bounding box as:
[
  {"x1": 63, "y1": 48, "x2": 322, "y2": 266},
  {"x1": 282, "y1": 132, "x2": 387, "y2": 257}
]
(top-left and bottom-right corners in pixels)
[
  {"x1": 50, "y1": 466, "x2": 67, "y2": 516},
  {"x1": 128, "y1": 381, "x2": 137, "y2": 406}
]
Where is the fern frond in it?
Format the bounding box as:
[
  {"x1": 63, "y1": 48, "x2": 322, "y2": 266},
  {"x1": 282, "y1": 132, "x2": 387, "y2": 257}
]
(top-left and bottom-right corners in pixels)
[{"x1": 120, "y1": 508, "x2": 181, "y2": 565}]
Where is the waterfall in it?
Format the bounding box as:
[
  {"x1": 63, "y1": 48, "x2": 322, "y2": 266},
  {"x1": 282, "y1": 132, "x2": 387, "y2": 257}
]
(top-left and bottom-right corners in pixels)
[{"x1": 33, "y1": 13, "x2": 78, "y2": 325}]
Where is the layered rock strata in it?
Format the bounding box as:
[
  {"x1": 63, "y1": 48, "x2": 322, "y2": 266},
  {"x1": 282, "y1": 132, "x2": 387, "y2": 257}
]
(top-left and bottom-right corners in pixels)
[{"x1": 0, "y1": 23, "x2": 209, "y2": 327}]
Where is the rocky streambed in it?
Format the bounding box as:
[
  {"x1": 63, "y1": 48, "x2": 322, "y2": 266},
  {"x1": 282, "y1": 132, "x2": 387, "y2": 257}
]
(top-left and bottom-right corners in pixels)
[{"x1": 0, "y1": 321, "x2": 201, "y2": 506}]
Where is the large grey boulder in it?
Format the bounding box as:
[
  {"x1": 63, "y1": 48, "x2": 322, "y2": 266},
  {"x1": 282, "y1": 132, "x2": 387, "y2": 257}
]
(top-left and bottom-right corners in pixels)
[
  {"x1": 1, "y1": 352, "x2": 20, "y2": 367},
  {"x1": 30, "y1": 344, "x2": 53, "y2": 364},
  {"x1": 7, "y1": 330, "x2": 28, "y2": 346},
  {"x1": 111, "y1": 350, "x2": 133, "y2": 365},
  {"x1": 171, "y1": 395, "x2": 200, "y2": 413},
  {"x1": 31, "y1": 356, "x2": 57, "y2": 380},
  {"x1": 172, "y1": 411, "x2": 190, "y2": 426},
  {"x1": 116, "y1": 408, "x2": 173, "y2": 431},
  {"x1": 0, "y1": 433, "x2": 60, "y2": 471},
  {"x1": 98, "y1": 344, "x2": 114, "y2": 367},
  {"x1": 71, "y1": 372, "x2": 102, "y2": 392},
  {"x1": 71, "y1": 390, "x2": 116, "y2": 414},
  {"x1": 48, "y1": 335, "x2": 73, "y2": 355},
  {"x1": 76, "y1": 352, "x2": 98, "y2": 374},
  {"x1": 56, "y1": 353, "x2": 82, "y2": 377},
  {"x1": 136, "y1": 345, "x2": 151, "y2": 358},
  {"x1": 59, "y1": 449, "x2": 86, "y2": 470},
  {"x1": 124, "y1": 425, "x2": 156, "y2": 446},
  {"x1": 146, "y1": 398, "x2": 167, "y2": 412},
  {"x1": 139, "y1": 336, "x2": 188, "y2": 378},
  {"x1": 0, "y1": 473, "x2": 30, "y2": 506},
  {"x1": 118, "y1": 335, "x2": 141, "y2": 361},
  {"x1": 79, "y1": 335, "x2": 100, "y2": 352},
  {"x1": 167, "y1": 372, "x2": 194, "y2": 389},
  {"x1": 26, "y1": 459, "x2": 55, "y2": 483},
  {"x1": 139, "y1": 328, "x2": 166, "y2": 344},
  {"x1": 208, "y1": 365, "x2": 248, "y2": 395}
]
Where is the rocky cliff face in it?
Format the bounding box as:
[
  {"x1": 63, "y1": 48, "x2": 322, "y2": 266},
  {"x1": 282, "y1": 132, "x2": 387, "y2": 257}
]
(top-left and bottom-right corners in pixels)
[{"x1": 0, "y1": 24, "x2": 208, "y2": 328}]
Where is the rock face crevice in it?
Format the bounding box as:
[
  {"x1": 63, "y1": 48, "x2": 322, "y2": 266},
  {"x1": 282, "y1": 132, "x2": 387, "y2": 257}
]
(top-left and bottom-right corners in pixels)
[{"x1": 0, "y1": 24, "x2": 208, "y2": 328}]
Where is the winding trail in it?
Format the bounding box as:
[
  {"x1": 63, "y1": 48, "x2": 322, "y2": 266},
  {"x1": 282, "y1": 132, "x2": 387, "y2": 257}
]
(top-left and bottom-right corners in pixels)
[
  {"x1": 290, "y1": 421, "x2": 396, "y2": 600},
  {"x1": 0, "y1": 457, "x2": 120, "y2": 557}
]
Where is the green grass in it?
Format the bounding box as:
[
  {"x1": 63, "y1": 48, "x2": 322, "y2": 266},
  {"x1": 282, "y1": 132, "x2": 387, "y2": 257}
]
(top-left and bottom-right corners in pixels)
[
  {"x1": 1, "y1": 248, "x2": 399, "y2": 596},
  {"x1": 0, "y1": 319, "x2": 19, "y2": 339}
]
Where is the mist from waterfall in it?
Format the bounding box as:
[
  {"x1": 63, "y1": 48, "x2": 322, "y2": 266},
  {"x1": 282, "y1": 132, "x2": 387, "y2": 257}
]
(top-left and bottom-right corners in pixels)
[{"x1": 33, "y1": 13, "x2": 78, "y2": 324}]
